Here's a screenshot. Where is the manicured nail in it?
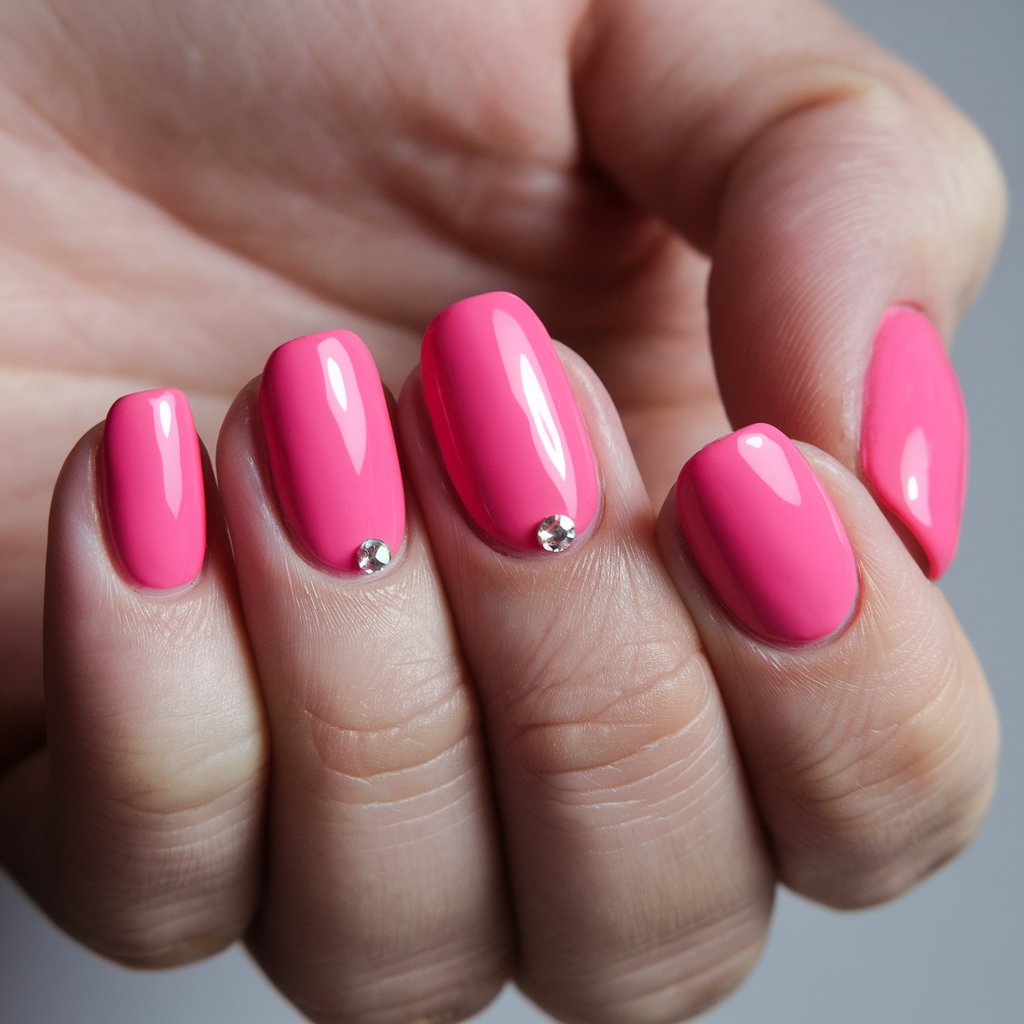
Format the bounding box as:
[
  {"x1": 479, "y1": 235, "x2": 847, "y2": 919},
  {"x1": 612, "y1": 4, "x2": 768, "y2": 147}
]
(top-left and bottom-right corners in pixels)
[
  {"x1": 421, "y1": 292, "x2": 599, "y2": 553},
  {"x1": 259, "y1": 331, "x2": 405, "y2": 574},
  {"x1": 103, "y1": 388, "x2": 206, "y2": 589},
  {"x1": 860, "y1": 306, "x2": 968, "y2": 580},
  {"x1": 676, "y1": 424, "x2": 858, "y2": 645}
]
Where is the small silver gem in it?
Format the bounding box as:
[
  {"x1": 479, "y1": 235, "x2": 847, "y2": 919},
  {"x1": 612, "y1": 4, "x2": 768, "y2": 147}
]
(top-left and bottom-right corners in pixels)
[
  {"x1": 356, "y1": 538, "x2": 392, "y2": 573},
  {"x1": 537, "y1": 514, "x2": 576, "y2": 553}
]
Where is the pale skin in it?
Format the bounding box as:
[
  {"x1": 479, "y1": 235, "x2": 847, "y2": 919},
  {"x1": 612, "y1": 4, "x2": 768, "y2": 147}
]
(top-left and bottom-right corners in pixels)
[{"x1": 0, "y1": 2, "x2": 1006, "y2": 1023}]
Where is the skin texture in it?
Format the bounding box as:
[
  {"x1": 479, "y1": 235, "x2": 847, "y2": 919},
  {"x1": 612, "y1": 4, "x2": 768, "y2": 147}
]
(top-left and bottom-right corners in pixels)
[{"x1": 0, "y1": 2, "x2": 1006, "y2": 1022}]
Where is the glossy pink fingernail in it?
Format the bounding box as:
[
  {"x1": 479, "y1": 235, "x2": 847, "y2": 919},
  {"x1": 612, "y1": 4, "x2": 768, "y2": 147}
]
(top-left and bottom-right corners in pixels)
[
  {"x1": 860, "y1": 307, "x2": 968, "y2": 580},
  {"x1": 259, "y1": 331, "x2": 405, "y2": 574},
  {"x1": 103, "y1": 388, "x2": 206, "y2": 589},
  {"x1": 421, "y1": 292, "x2": 599, "y2": 553},
  {"x1": 676, "y1": 424, "x2": 858, "y2": 645}
]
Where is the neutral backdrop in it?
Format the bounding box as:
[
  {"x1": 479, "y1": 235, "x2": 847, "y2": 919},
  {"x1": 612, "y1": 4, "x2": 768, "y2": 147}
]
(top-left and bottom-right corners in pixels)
[{"x1": 2, "y1": 1, "x2": 1021, "y2": 1022}]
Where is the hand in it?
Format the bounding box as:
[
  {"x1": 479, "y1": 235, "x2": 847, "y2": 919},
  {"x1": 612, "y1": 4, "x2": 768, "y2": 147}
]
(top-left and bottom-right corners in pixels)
[{"x1": 0, "y1": 3, "x2": 1004, "y2": 1022}]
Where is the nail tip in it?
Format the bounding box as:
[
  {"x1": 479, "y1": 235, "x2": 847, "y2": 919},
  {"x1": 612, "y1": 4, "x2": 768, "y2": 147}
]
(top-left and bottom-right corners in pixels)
[{"x1": 923, "y1": 533, "x2": 957, "y2": 581}]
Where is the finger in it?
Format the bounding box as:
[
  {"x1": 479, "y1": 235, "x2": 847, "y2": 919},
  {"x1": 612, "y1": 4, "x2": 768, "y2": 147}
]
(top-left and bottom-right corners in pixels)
[
  {"x1": 575, "y1": 0, "x2": 1006, "y2": 575},
  {"x1": 0, "y1": 391, "x2": 266, "y2": 966},
  {"x1": 215, "y1": 333, "x2": 510, "y2": 1024},
  {"x1": 399, "y1": 293, "x2": 774, "y2": 1023},
  {"x1": 658, "y1": 423, "x2": 999, "y2": 906}
]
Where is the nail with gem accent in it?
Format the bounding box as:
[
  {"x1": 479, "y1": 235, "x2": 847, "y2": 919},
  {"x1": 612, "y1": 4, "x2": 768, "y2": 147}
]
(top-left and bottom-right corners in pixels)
[
  {"x1": 675, "y1": 423, "x2": 858, "y2": 645},
  {"x1": 860, "y1": 306, "x2": 968, "y2": 580},
  {"x1": 421, "y1": 292, "x2": 599, "y2": 554},
  {"x1": 259, "y1": 331, "x2": 405, "y2": 574},
  {"x1": 102, "y1": 388, "x2": 206, "y2": 589}
]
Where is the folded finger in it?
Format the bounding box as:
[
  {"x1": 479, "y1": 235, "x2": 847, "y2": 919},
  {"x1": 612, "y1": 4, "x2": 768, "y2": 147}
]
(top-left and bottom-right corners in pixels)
[{"x1": 659, "y1": 423, "x2": 999, "y2": 907}]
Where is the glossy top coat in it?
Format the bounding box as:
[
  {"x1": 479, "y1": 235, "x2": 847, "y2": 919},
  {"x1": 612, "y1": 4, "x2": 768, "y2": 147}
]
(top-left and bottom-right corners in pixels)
[
  {"x1": 103, "y1": 388, "x2": 206, "y2": 589},
  {"x1": 676, "y1": 424, "x2": 858, "y2": 644},
  {"x1": 421, "y1": 292, "x2": 599, "y2": 552},
  {"x1": 259, "y1": 331, "x2": 405, "y2": 573},
  {"x1": 860, "y1": 307, "x2": 968, "y2": 579}
]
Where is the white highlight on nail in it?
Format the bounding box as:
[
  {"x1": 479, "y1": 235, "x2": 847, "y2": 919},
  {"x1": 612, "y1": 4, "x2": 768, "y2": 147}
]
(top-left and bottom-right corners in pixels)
[{"x1": 520, "y1": 353, "x2": 566, "y2": 480}]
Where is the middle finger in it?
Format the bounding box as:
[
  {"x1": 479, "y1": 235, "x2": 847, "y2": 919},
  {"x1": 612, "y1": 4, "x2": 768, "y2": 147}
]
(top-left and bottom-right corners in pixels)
[{"x1": 399, "y1": 292, "x2": 774, "y2": 1023}]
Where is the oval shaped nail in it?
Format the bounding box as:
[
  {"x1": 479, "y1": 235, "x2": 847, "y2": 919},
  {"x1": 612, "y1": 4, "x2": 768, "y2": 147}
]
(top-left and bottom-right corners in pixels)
[
  {"x1": 421, "y1": 291, "x2": 599, "y2": 554},
  {"x1": 676, "y1": 423, "x2": 858, "y2": 645}
]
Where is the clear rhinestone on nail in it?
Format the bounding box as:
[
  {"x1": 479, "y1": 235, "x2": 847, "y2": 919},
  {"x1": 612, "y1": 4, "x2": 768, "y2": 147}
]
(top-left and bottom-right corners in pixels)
[
  {"x1": 537, "y1": 514, "x2": 576, "y2": 553},
  {"x1": 356, "y1": 538, "x2": 392, "y2": 573}
]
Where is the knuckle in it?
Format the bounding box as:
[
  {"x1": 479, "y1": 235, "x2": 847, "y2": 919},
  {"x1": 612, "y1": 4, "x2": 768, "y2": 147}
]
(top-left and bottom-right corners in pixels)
[
  {"x1": 513, "y1": 664, "x2": 712, "y2": 776},
  {"x1": 874, "y1": 70, "x2": 1007, "y2": 294},
  {"x1": 301, "y1": 672, "x2": 481, "y2": 826},
  {"x1": 283, "y1": 951, "x2": 507, "y2": 1024},
  {"x1": 476, "y1": 550, "x2": 723, "y2": 821},
  {"x1": 528, "y1": 903, "x2": 768, "y2": 1024},
  {"x1": 788, "y1": 741, "x2": 995, "y2": 909},
  {"x1": 305, "y1": 680, "x2": 473, "y2": 781},
  {"x1": 949, "y1": 117, "x2": 1008, "y2": 300},
  {"x1": 760, "y1": 67, "x2": 1007, "y2": 308},
  {"x1": 50, "y1": 803, "x2": 260, "y2": 967},
  {"x1": 775, "y1": 633, "x2": 999, "y2": 907},
  {"x1": 114, "y1": 737, "x2": 267, "y2": 820},
  {"x1": 507, "y1": 609, "x2": 714, "y2": 779},
  {"x1": 79, "y1": 909, "x2": 240, "y2": 969},
  {"x1": 510, "y1": 662, "x2": 730, "y2": 841}
]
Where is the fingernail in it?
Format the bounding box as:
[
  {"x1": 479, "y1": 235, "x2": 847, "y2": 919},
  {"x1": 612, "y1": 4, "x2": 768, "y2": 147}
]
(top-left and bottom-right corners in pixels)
[
  {"x1": 259, "y1": 331, "x2": 405, "y2": 574},
  {"x1": 675, "y1": 423, "x2": 858, "y2": 645},
  {"x1": 421, "y1": 291, "x2": 599, "y2": 553},
  {"x1": 103, "y1": 388, "x2": 206, "y2": 589},
  {"x1": 860, "y1": 306, "x2": 968, "y2": 579}
]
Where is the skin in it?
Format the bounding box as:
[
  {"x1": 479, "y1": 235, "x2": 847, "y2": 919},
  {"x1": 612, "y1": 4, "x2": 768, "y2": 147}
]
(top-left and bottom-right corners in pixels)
[{"x1": 0, "y1": 2, "x2": 1006, "y2": 1022}]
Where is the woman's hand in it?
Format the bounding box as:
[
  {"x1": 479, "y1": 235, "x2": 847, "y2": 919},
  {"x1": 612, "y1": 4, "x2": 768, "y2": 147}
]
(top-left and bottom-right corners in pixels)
[{"x1": 0, "y1": 3, "x2": 1004, "y2": 1022}]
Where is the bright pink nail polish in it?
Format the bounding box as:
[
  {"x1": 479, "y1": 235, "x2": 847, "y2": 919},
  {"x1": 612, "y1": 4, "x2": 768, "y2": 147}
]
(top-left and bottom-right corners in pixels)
[
  {"x1": 259, "y1": 331, "x2": 405, "y2": 574},
  {"x1": 676, "y1": 424, "x2": 858, "y2": 645},
  {"x1": 421, "y1": 292, "x2": 599, "y2": 553},
  {"x1": 103, "y1": 388, "x2": 206, "y2": 589},
  {"x1": 860, "y1": 307, "x2": 968, "y2": 580}
]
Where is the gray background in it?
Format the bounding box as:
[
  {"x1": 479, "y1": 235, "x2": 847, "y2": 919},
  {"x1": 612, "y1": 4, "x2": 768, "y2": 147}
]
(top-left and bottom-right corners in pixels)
[{"x1": 2, "y1": 1, "x2": 1021, "y2": 1022}]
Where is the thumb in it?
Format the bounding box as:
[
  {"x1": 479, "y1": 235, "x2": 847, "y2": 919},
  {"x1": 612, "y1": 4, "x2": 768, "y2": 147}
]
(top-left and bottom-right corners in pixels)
[{"x1": 574, "y1": 0, "x2": 1005, "y2": 577}]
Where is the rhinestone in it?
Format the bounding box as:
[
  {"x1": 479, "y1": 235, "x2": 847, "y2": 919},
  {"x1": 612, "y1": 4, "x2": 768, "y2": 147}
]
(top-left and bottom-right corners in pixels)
[
  {"x1": 537, "y1": 514, "x2": 576, "y2": 553},
  {"x1": 356, "y1": 538, "x2": 392, "y2": 573}
]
